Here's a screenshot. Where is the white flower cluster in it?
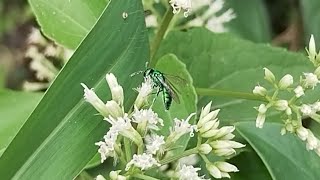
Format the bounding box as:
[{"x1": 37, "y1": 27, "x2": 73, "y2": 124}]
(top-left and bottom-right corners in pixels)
[
  {"x1": 23, "y1": 27, "x2": 73, "y2": 91},
  {"x1": 82, "y1": 74, "x2": 244, "y2": 179},
  {"x1": 187, "y1": 0, "x2": 236, "y2": 33},
  {"x1": 196, "y1": 101, "x2": 245, "y2": 178},
  {"x1": 253, "y1": 35, "x2": 320, "y2": 156},
  {"x1": 169, "y1": 0, "x2": 192, "y2": 17}
]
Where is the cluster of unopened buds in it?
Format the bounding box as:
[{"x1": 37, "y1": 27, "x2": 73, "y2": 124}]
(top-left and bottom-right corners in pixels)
[
  {"x1": 253, "y1": 35, "x2": 320, "y2": 156},
  {"x1": 81, "y1": 73, "x2": 245, "y2": 179}
]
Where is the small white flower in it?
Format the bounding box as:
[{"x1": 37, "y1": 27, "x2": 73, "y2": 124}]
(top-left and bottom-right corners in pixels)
[
  {"x1": 134, "y1": 77, "x2": 154, "y2": 109},
  {"x1": 132, "y1": 107, "x2": 164, "y2": 131},
  {"x1": 312, "y1": 101, "x2": 320, "y2": 112},
  {"x1": 296, "y1": 126, "x2": 308, "y2": 141},
  {"x1": 274, "y1": 100, "x2": 289, "y2": 111},
  {"x1": 205, "y1": 9, "x2": 236, "y2": 33},
  {"x1": 44, "y1": 45, "x2": 59, "y2": 57},
  {"x1": 303, "y1": 73, "x2": 320, "y2": 89},
  {"x1": 169, "y1": 0, "x2": 192, "y2": 17},
  {"x1": 178, "y1": 165, "x2": 205, "y2": 180},
  {"x1": 28, "y1": 27, "x2": 47, "y2": 45},
  {"x1": 172, "y1": 113, "x2": 197, "y2": 137},
  {"x1": 215, "y1": 161, "x2": 239, "y2": 173},
  {"x1": 95, "y1": 140, "x2": 116, "y2": 163},
  {"x1": 294, "y1": 86, "x2": 304, "y2": 98},
  {"x1": 81, "y1": 83, "x2": 109, "y2": 117},
  {"x1": 306, "y1": 130, "x2": 319, "y2": 150},
  {"x1": 263, "y1": 67, "x2": 276, "y2": 83},
  {"x1": 106, "y1": 73, "x2": 124, "y2": 105},
  {"x1": 300, "y1": 104, "x2": 314, "y2": 116},
  {"x1": 145, "y1": 134, "x2": 165, "y2": 154},
  {"x1": 125, "y1": 153, "x2": 160, "y2": 171},
  {"x1": 278, "y1": 74, "x2": 293, "y2": 89},
  {"x1": 253, "y1": 85, "x2": 267, "y2": 96}
]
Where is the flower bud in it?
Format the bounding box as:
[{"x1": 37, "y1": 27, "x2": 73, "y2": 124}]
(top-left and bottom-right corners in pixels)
[
  {"x1": 253, "y1": 85, "x2": 267, "y2": 96},
  {"x1": 308, "y1": 34, "x2": 317, "y2": 61},
  {"x1": 105, "y1": 100, "x2": 123, "y2": 118},
  {"x1": 106, "y1": 73, "x2": 124, "y2": 105},
  {"x1": 296, "y1": 126, "x2": 308, "y2": 141},
  {"x1": 294, "y1": 86, "x2": 304, "y2": 98},
  {"x1": 263, "y1": 68, "x2": 276, "y2": 83},
  {"x1": 200, "y1": 101, "x2": 212, "y2": 120},
  {"x1": 110, "y1": 170, "x2": 126, "y2": 180},
  {"x1": 213, "y1": 148, "x2": 236, "y2": 156},
  {"x1": 198, "y1": 119, "x2": 218, "y2": 134},
  {"x1": 274, "y1": 100, "x2": 289, "y2": 111},
  {"x1": 199, "y1": 144, "x2": 212, "y2": 154},
  {"x1": 96, "y1": 175, "x2": 106, "y2": 180},
  {"x1": 206, "y1": 164, "x2": 222, "y2": 179},
  {"x1": 215, "y1": 162, "x2": 239, "y2": 172},
  {"x1": 198, "y1": 109, "x2": 220, "y2": 128},
  {"x1": 314, "y1": 66, "x2": 320, "y2": 78},
  {"x1": 81, "y1": 83, "x2": 109, "y2": 117},
  {"x1": 278, "y1": 74, "x2": 293, "y2": 89}
]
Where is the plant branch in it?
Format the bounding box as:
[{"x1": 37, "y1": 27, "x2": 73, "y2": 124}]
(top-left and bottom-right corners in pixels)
[
  {"x1": 149, "y1": 8, "x2": 174, "y2": 67},
  {"x1": 159, "y1": 148, "x2": 198, "y2": 165}
]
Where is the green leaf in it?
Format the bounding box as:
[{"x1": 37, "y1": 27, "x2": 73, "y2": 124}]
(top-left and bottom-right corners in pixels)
[
  {"x1": 156, "y1": 28, "x2": 318, "y2": 123},
  {"x1": 28, "y1": 0, "x2": 108, "y2": 48},
  {"x1": 301, "y1": 0, "x2": 320, "y2": 45},
  {"x1": 236, "y1": 122, "x2": 320, "y2": 179},
  {"x1": 226, "y1": 0, "x2": 271, "y2": 42},
  {"x1": 0, "y1": 0, "x2": 148, "y2": 179},
  {"x1": 152, "y1": 54, "x2": 197, "y2": 151},
  {"x1": 0, "y1": 89, "x2": 42, "y2": 157},
  {"x1": 228, "y1": 148, "x2": 272, "y2": 180}
]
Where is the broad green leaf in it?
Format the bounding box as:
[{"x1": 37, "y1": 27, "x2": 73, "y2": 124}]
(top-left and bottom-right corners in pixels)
[
  {"x1": 300, "y1": 0, "x2": 320, "y2": 45},
  {"x1": 236, "y1": 122, "x2": 320, "y2": 179},
  {"x1": 29, "y1": 0, "x2": 108, "y2": 48},
  {"x1": 226, "y1": 0, "x2": 271, "y2": 42},
  {"x1": 0, "y1": 0, "x2": 148, "y2": 179},
  {"x1": 152, "y1": 54, "x2": 197, "y2": 151},
  {"x1": 156, "y1": 28, "x2": 319, "y2": 123},
  {"x1": 0, "y1": 89, "x2": 42, "y2": 157},
  {"x1": 228, "y1": 149, "x2": 271, "y2": 180}
]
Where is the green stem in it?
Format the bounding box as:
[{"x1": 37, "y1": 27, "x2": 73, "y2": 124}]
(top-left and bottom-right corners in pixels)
[
  {"x1": 149, "y1": 8, "x2": 174, "y2": 67},
  {"x1": 160, "y1": 148, "x2": 198, "y2": 165},
  {"x1": 199, "y1": 154, "x2": 211, "y2": 164},
  {"x1": 124, "y1": 138, "x2": 132, "y2": 162},
  {"x1": 197, "y1": 135, "x2": 202, "y2": 147},
  {"x1": 196, "y1": 88, "x2": 268, "y2": 102},
  {"x1": 132, "y1": 174, "x2": 160, "y2": 180}
]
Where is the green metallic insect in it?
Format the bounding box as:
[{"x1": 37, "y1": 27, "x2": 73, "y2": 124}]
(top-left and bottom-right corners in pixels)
[{"x1": 131, "y1": 67, "x2": 184, "y2": 110}]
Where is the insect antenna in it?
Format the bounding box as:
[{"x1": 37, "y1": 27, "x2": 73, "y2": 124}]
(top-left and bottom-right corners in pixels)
[{"x1": 130, "y1": 70, "x2": 144, "y2": 77}]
